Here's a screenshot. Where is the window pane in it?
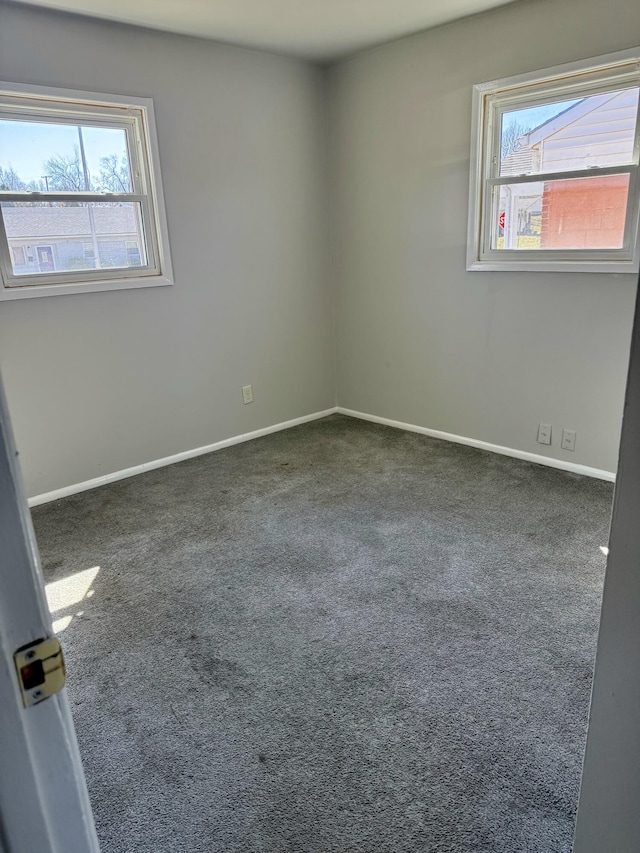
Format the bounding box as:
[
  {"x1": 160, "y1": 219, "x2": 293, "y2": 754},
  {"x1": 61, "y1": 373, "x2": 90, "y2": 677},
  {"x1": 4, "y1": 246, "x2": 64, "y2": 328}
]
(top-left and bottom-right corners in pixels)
[
  {"x1": 0, "y1": 120, "x2": 131, "y2": 192},
  {"x1": 500, "y1": 87, "x2": 640, "y2": 176},
  {"x1": 492, "y1": 174, "x2": 630, "y2": 250},
  {"x1": 2, "y1": 201, "x2": 147, "y2": 275}
]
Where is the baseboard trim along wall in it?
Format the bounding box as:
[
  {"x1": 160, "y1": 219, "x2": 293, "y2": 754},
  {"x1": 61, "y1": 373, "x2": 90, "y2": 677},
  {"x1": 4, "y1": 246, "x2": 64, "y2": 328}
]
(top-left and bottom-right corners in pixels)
[
  {"x1": 336, "y1": 407, "x2": 616, "y2": 483},
  {"x1": 27, "y1": 408, "x2": 339, "y2": 507},
  {"x1": 28, "y1": 405, "x2": 616, "y2": 507}
]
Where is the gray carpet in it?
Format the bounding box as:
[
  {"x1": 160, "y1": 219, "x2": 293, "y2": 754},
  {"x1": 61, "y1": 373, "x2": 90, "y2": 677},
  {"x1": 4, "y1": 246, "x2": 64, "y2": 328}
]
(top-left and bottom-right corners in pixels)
[{"x1": 32, "y1": 414, "x2": 612, "y2": 853}]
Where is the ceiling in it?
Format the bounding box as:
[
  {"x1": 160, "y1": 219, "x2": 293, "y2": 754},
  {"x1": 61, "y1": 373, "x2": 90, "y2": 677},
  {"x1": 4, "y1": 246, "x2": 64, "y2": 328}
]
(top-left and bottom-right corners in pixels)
[{"x1": 13, "y1": 0, "x2": 518, "y2": 61}]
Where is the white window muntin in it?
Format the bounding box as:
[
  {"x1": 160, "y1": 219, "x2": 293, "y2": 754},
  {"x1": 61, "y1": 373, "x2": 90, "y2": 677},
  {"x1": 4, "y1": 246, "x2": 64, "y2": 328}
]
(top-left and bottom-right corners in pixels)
[
  {"x1": 468, "y1": 48, "x2": 640, "y2": 273},
  {"x1": 0, "y1": 83, "x2": 172, "y2": 298}
]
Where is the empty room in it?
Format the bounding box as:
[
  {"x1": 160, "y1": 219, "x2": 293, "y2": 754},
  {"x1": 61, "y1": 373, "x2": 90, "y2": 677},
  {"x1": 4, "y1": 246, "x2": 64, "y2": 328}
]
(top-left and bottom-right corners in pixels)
[{"x1": 1, "y1": 0, "x2": 640, "y2": 851}]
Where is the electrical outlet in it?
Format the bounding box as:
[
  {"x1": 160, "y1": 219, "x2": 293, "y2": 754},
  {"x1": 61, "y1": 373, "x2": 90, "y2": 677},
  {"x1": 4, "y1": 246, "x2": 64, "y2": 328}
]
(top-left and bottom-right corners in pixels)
[
  {"x1": 537, "y1": 423, "x2": 552, "y2": 445},
  {"x1": 561, "y1": 429, "x2": 576, "y2": 451},
  {"x1": 242, "y1": 384, "x2": 253, "y2": 405}
]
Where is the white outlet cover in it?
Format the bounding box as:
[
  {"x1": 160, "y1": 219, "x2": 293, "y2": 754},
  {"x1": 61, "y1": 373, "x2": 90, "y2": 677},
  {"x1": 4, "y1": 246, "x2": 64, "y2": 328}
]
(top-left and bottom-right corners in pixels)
[{"x1": 537, "y1": 423, "x2": 552, "y2": 445}]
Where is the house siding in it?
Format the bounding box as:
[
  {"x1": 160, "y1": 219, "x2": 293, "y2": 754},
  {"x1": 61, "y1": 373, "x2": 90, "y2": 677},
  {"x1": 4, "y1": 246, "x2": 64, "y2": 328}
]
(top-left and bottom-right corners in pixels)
[{"x1": 539, "y1": 89, "x2": 639, "y2": 173}]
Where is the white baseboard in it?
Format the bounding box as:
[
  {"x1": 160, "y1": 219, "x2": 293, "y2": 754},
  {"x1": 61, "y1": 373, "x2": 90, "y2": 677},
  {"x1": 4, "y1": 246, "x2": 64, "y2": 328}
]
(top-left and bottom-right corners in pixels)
[
  {"x1": 337, "y1": 407, "x2": 616, "y2": 482},
  {"x1": 28, "y1": 407, "x2": 338, "y2": 507},
  {"x1": 28, "y1": 404, "x2": 615, "y2": 507}
]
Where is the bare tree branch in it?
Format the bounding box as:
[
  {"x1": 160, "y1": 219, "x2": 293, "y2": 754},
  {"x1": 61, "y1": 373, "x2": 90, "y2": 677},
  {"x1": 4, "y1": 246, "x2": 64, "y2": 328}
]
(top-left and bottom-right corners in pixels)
[
  {"x1": 98, "y1": 154, "x2": 131, "y2": 193},
  {"x1": 501, "y1": 121, "x2": 531, "y2": 160},
  {"x1": 0, "y1": 165, "x2": 25, "y2": 191},
  {"x1": 43, "y1": 146, "x2": 88, "y2": 192}
]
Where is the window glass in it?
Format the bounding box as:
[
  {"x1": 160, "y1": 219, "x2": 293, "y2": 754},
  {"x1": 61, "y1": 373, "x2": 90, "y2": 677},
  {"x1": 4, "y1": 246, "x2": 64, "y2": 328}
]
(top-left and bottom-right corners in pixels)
[
  {"x1": 499, "y1": 88, "x2": 639, "y2": 177},
  {"x1": 1, "y1": 201, "x2": 147, "y2": 275},
  {"x1": 491, "y1": 174, "x2": 630, "y2": 251},
  {"x1": 0, "y1": 120, "x2": 131, "y2": 192}
]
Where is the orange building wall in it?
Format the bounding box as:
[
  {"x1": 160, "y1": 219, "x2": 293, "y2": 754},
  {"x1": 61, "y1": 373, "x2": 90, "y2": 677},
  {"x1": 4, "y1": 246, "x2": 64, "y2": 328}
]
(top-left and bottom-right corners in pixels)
[{"x1": 541, "y1": 175, "x2": 629, "y2": 249}]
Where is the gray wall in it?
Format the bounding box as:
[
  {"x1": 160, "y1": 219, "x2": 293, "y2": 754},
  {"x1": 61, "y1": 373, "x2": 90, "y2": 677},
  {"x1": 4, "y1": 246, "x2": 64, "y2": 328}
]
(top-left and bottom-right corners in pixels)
[
  {"x1": 0, "y1": 3, "x2": 334, "y2": 497},
  {"x1": 329, "y1": 0, "x2": 640, "y2": 474},
  {"x1": 2, "y1": 0, "x2": 639, "y2": 497}
]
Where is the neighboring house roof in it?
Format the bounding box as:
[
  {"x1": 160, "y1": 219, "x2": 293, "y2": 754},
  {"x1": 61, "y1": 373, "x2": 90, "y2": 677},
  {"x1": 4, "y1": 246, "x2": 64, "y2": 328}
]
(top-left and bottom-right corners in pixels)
[
  {"x1": 3, "y1": 205, "x2": 137, "y2": 239},
  {"x1": 516, "y1": 97, "x2": 590, "y2": 146},
  {"x1": 519, "y1": 92, "x2": 624, "y2": 147}
]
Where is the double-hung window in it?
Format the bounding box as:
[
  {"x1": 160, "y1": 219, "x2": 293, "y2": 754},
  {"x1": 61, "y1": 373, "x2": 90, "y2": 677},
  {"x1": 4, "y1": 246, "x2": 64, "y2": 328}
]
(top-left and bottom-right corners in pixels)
[
  {"x1": 0, "y1": 83, "x2": 172, "y2": 299},
  {"x1": 467, "y1": 48, "x2": 640, "y2": 273}
]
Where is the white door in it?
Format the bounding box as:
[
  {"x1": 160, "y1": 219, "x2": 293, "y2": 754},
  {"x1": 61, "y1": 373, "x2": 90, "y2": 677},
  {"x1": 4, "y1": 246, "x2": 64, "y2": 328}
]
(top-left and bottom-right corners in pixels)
[{"x1": 0, "y1": 374, "x2": 99, "y2": 853}]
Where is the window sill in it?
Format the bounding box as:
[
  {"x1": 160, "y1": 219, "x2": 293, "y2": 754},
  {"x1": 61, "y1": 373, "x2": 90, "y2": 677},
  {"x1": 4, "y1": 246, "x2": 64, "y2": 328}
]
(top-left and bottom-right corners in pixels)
[
  {"x1": 0, "y1": 273, "x2": 174, "y2": 300},
  {"x1": 466, "y1": 258, "x2": 640, "y2": 274}
]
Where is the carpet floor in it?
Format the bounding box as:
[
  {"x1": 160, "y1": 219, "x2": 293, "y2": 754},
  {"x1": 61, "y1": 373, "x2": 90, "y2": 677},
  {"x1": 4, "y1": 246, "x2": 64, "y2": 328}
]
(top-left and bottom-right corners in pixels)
[{"x1": 32, "y1": 414, "x2": 612, "y2": 853}]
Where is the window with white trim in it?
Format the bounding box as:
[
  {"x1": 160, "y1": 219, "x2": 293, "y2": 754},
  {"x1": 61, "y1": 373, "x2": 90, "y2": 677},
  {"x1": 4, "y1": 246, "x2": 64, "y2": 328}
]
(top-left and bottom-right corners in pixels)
[
  {"x1": 467, "y1": 49, "x2": 640, "y2": 273},
  {"x1": 0, "y1": 83, "x2": 173, "y2": 299}
]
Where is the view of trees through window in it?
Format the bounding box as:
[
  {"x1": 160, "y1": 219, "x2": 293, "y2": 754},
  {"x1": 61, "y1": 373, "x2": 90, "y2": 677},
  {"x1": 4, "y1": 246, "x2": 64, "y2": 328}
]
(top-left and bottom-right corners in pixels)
[{"x1": 0, "y1": 148, "x2": 130, "y2": 193}]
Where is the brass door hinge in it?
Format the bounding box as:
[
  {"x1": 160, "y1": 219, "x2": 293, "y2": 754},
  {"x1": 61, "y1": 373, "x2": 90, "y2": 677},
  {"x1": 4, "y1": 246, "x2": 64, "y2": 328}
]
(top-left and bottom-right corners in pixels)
[{"x1": 14, "y1": 637, "x2": 66, "y2": 707}]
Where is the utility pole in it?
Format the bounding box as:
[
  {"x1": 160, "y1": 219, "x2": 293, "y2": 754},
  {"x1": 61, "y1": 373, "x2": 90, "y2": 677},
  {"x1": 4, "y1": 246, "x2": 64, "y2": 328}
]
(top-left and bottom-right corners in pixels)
[{"x1": 76, "y1": 127, "x2": 101, "y2": 269}]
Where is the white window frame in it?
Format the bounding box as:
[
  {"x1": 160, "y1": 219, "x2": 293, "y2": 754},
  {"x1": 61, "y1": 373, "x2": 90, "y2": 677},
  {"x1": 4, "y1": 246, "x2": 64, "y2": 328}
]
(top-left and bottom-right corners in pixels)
[
  {"x1": 0, "y1": 82, "x2": 173, "y2": 299},
  {"x1": 467, "y1": 47, "x2": 640, "y2": 273}
]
